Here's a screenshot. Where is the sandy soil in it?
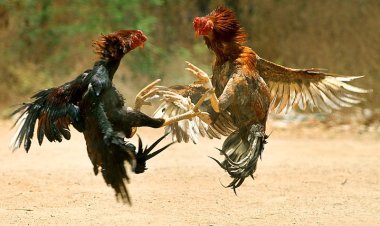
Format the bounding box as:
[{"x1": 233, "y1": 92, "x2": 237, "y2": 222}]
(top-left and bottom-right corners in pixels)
[{"x1": 0, "y1": 119, "x2": 379, "y2": 226}]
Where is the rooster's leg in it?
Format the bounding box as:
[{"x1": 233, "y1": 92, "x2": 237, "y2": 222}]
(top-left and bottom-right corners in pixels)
[
  {"x1": 185, "y1": 61, "x2": 220, "y2": 112},
  {"x1": 162, "y1": 89, "x2": 213, "y2": 126},
  {"x1": 134, "y1": 79, "x2": 162, "y2": 111}
]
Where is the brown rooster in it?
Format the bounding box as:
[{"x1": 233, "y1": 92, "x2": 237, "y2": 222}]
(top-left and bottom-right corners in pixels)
[
  {"x1": 145, "y1": 7, "x2": 369, "y2": 192},
  {"x1": 11, "y1": 30, "x2": 210, "y2": 203}
]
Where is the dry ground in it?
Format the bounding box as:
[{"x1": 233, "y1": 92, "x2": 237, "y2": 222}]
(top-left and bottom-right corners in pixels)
[{"x1": 0, "y1": 120, "x2": 379, "y2": 225}]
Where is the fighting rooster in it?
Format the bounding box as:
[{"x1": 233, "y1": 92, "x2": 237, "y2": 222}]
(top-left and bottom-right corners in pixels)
[
  {"x1": 11, "y1": 30, "x2": 209, "y2": 203},
  {"x1": 147, "y1": 7, "x2": 369, "y2": 192}
]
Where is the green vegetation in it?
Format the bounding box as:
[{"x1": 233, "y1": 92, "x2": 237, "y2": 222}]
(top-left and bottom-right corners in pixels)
[{"x1": 1, "y1": 0, "x2": 379, "y2": 113}]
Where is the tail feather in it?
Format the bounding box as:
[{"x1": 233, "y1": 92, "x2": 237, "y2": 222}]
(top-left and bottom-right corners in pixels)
[{"x1": 213, "y1": 124, "x2": 267, "y2": 191}]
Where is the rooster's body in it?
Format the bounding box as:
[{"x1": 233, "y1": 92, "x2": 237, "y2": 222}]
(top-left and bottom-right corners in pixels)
[
  {"x1": 11, "y1": 30, "x2": 176, "y2": 203},
  {"x1": 149, "y1": 7, "x2": 369, "y2": 191}
]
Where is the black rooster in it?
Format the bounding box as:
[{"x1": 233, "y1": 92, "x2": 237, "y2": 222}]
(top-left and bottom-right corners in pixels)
[{"x1": 11, "y1": 30, "x2": 210, "y2": 204}]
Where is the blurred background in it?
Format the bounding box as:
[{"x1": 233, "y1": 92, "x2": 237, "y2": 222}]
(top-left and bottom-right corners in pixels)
[{"x1": 0, "y1": 0, "x2": 379, "y2": 127}]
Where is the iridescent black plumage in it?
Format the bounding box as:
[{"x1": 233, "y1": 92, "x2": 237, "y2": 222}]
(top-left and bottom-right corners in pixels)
[{"x1": 11, "y1": 30, "x2": 172, "y2": 204}]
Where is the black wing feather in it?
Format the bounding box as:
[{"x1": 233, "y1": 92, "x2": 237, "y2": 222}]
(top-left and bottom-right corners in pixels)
[{"x1": 11, "y1": 72, "x2": 89, "y2": 152}]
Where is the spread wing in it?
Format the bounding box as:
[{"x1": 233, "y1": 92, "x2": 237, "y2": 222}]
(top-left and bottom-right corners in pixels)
[
  {"x1": 10, "y1": 71, "x2": 91, "y2": 152},
  {"x1": 256, "y1": 56, "x2": 370, "y2": 113},
  {"x1": 150, "y1": 85, "x2": 237, "y2": 144}
]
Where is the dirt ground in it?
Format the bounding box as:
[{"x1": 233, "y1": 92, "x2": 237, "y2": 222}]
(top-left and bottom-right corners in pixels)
[{"x1": 0, "y1": 119, "x2": 379, "y2": 226}]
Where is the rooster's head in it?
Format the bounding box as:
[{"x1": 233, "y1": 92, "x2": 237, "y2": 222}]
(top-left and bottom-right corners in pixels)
[
  {"x1": 193, "y1": 6, "x2": 246, "y2": 44},
  {"x1": 93, "y1": 30, "x2": 147, "y2": 60}
]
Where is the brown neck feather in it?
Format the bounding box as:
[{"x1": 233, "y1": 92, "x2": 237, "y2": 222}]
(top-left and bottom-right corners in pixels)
[
  {"x1": 204, "y1": 36, "x2": 243, "y2": 65},
  {"x1": 204, "y1": 7, "x2": 248, "y2": 63},
  {"x1": 93, "y1": 34, "x2": 125, "y2": 61}
]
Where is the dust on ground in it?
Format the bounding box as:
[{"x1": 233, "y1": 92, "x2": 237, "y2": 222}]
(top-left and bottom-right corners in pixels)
[{"x1": 0, "y1": 119, "x2": 379, "y2": 226}]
